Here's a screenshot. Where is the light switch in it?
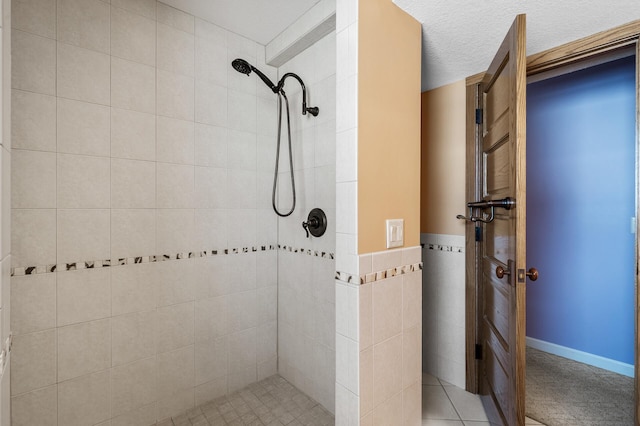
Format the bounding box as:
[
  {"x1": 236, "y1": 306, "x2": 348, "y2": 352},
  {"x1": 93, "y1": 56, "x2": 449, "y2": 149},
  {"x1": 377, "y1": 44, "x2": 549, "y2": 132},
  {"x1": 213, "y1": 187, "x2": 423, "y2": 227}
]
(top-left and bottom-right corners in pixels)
[{"x1": 386, "y1": 219, "x2": 404, "y2": 248}]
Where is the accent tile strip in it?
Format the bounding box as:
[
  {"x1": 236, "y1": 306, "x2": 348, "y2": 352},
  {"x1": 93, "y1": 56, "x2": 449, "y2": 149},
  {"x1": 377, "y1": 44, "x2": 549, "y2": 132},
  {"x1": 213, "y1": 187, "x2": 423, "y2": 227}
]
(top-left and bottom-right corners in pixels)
[
  {"x1": 11, "y1": 244, "x2": 337, "y2": 277},
  {"x1": 334, "y1": 262, "x2": 423, "y2": 286},
  {"x1": 424, "y1": 243, "x2": 464, "y2": 253}
]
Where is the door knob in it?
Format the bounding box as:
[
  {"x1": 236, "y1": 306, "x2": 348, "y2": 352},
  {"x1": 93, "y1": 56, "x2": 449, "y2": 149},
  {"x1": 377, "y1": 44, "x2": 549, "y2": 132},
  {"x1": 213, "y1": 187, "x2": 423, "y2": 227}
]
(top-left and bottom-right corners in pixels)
[
  {"x1": 526, "y1": 268, "x2": 538, "y2": 281},
  {"x1": 495, "y1": 265, "x2": 510, "y2": 279}
]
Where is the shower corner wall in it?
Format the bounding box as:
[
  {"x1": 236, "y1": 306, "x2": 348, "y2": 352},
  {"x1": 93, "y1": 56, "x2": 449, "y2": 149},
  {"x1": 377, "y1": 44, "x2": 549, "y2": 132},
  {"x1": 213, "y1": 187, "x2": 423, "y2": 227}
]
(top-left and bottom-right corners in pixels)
[{"x1": 8, "y1": 0, "x2": 335, "y2": 424}]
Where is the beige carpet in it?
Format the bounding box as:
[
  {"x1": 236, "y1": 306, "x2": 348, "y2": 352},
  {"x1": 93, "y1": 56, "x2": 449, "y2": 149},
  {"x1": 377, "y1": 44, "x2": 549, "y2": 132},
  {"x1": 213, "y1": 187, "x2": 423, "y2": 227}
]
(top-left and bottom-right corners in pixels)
[{"x1": 526, "y1": 347, "x2": 634, "y2": 425}]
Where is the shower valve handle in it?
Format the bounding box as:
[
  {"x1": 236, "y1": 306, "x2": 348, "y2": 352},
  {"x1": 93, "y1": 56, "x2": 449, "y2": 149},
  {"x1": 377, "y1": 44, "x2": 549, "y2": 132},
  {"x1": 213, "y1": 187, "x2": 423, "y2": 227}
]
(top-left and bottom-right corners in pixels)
[{"x1": 302, "y1": 208, "x2": 328, "y2": 239}]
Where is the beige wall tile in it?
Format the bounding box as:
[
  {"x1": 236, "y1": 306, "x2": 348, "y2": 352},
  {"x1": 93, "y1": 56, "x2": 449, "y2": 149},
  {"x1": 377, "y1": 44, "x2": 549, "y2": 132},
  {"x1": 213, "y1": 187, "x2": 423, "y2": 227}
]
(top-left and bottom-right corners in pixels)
[
  {"x1": 194, "y1": 377, "x2": 226, "y2": 406},
  {"x1": 194, "y1": 336, "x2": 227, "y2": 386},
  {"x1": 372, "y1": 276, "x2": 402, "y2": 345},
  {"x1": 11, "y1": 329, "x2": 56, "y2": 395},
  {"x1": 57, "y1": 268, "x2": 111, "y2": 326},
  {"x1": 156, "y1": 116, "x2": 194, "y2": 165},
  {"x1": 1, "y1": 151, "x2": 9, "y2": 260},
  {"x1": 111, "y1": 356, "x2": 157, "y2": 417},
  {"x1": 194, "y1": 296, "x2": 226, "y2": 343},
  {"x1": 194, "y1": 208, "x2": 228, "y2": 255},
  {"x1": 57, "y1": 42, "x2": 110, "y2": 105},
  {"x1": 111, "y1": 310, "x2": 156, "y2": 367},
  {"x1": 111, "y1": 158, "x2": 157, "y2": 209},
  {"x1": 195, "y1": 35, "x2": 227, "y2": 88},
  {"x1": 111, "y1": 6, "x2": 156, "y2": 67},
  {"x1": 156, "y1": 259, "x2": 194, "y2": 307},
  {"x1": 373, "y1": 390, "x2": 402, "y2": 426},
  {"x1": 360, "y1": 346, "x2": 373, "y2": 418},
  {"x1": 157, "y1": 69, "x2": 194, "y2": 121},
  {"x1": 227, "y1": 290, "x2": 257, "y2": 333},
  {"x1": 57, "y1": 209, "x2": 110, "y2": 264},
  {"x1": 194, "y1": 123, "x2": 227, "y2": 168},
  {"x1": 57, "y1": 98, "x2": 110, "y2": 156},
  {"x1": 256, "y1": 321, "x2": 276, "y2": 363},
  {"x1": 156, "y1": 387, "x2": 194, "y2": 422},
  {"x1": 157, "y1": 23, "x2": 194, "y2": 77},
  {"x1": 156, "y1": 301, "x2": 194, "y2": 352},
  {"x1": 57, "y1": 154, "x2": 110, "y2": 208},
  {"x1": 194, "y1": 80, "x2": 227, "y2": 127},
  {"x1": 111, "y1": 57, "x2": 156, "y2": 114},
  {"x1": 12, "y1": 208, "x2": 56, "y2": 268},
  {"x1": 228, "y1": 328, "x2": 256, "y2": 375},
  {"x1": 11, "y1": 273, "x2": 55, "y2": 334},
  {"x1": 193, "y1": 255, "x2": 229, "y2": 299},
  {"x1": 156, "y1": 163, "x2": 195, "y2": 208},
  {"x1": 360, "y1": 282, "x2": 373, "y2": 351},
  {"x1": 157, "y1": 345, "x2": 194, "y2": 399},
  {"x1": 403, "y1": 272, "x2": 421, "y2": 331},
  {"x1": 111, "y1": 403, "x2": 156, "y2": 426},
  {"x1": 57, "y1": 318, "x2": 111, "y2": 381},
  {"x1": 57, "y1": 0, "x2": 110, "y2": 54},
  {"x1": 111, "y1": 263, "x2": 157, "y2": 316},
  {"x1": 11, "y1": 90, "x2": 56, "y2": 152},
  {"x1": 402, "y1": 325, "x2": 421, "y2": 389},
  {"x1": 12, "y1": 149, "x2": 56, "y2": 208},
  {"x1": 156, "y1": 209, "x2": 194, "y2": 254},
  {"x1": 373, "y1": 334, "x2": 402, "y2": 408},
  {"x1": 256, "y1": 287, "x2": 276, "y2": 325},
  {"x1": 111, "y1": 0, "x2": 156, "y2": 20},
  {"x1": 12, "y1": 30, "x2": 56, "y2": 95},
  {"x1": 403, "y1": 381, "x2": 421, "y2": 426},
  {"x1": 11, "y1": 384, "x2": 57, "y2": 426},
  {"x1": 12, "y1": 0, "x2": 56, "y2": 38},
  {"x1": 111, "y1": 209, "x2": 156, "y2": 259},
  {"x1": 111, "y1": 108, "x2": 156, "y2": 161},
  {"x1": 227, "y1": 366, "x2": 256, "y2": 394},
  {"x1": 194, "y1": 167, "x2": 227, "y2": 209},
  {"x1": 157, "y1": 3, "x2": 194, "y2": 34},
  {"x1": 58, "y1": 369, "x2": 111, "y2": 426}
]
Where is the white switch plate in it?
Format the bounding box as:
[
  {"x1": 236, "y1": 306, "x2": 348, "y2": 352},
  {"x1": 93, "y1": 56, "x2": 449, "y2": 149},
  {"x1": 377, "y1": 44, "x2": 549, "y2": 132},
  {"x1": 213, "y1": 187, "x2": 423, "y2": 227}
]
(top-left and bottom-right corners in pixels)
[{"x1": 386, "y1": 219, "x2": 404, "y2": 248}]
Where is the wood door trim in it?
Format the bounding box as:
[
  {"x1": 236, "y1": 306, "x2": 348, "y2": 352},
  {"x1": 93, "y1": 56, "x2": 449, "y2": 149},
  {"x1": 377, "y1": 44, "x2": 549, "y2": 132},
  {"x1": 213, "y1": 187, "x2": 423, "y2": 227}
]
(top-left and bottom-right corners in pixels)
[{"x1": 464, "y1": 19, "x2": 640, "y2": 415}]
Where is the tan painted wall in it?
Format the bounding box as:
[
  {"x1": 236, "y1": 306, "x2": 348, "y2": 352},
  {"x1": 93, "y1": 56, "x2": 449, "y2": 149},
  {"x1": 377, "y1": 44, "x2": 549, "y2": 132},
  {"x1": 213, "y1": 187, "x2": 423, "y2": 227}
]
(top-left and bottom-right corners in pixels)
[
  {"x1": 420, "y1": 80, "x2": 466, "y2": 236},
  {"x1": 358, "y1": 0, "x2": 422, "y2": 254}
]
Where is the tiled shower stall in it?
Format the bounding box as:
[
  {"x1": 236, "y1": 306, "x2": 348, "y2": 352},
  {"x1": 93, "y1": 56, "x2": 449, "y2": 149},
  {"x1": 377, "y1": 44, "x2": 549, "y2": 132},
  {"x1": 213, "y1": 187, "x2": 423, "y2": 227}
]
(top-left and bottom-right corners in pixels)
[{"x1": 9, "y1": 0, "x2": 335, "y2": 424}]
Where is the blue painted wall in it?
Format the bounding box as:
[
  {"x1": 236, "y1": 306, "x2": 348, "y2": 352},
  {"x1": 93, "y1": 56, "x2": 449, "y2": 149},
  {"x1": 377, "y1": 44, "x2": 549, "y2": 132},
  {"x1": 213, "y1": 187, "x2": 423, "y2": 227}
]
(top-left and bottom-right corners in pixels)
[{"x1": 526, "y1": 55, "x2": 636, "y2": 365}]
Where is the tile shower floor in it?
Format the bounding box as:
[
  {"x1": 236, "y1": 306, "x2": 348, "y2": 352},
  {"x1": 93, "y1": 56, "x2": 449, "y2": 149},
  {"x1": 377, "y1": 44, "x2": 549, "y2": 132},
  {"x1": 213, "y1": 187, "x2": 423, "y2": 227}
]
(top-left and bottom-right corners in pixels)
[
  {"x1": 157, "y1": 373, "x2": 546, "y2": 425},
  {"x1": 157, "y1": 375, "x2": 334, "y2": 426}
]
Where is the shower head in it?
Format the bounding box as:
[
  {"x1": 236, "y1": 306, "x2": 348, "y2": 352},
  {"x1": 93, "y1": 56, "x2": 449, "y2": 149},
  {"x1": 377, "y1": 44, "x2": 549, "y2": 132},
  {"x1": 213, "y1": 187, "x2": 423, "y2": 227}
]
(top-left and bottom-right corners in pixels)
[
  {"x1": 231, "y1": 58, "x2": 252, "y2": 75},
  {"x1": 231, "y1": 58, "x2": 277, "y2": 92}
]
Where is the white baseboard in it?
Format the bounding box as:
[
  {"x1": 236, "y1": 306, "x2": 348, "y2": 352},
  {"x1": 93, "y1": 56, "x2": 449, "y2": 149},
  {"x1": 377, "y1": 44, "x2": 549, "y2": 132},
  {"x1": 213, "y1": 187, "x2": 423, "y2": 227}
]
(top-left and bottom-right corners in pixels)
[{"x1": 526, "y1": 337, "x2": 634, "y2": 378}]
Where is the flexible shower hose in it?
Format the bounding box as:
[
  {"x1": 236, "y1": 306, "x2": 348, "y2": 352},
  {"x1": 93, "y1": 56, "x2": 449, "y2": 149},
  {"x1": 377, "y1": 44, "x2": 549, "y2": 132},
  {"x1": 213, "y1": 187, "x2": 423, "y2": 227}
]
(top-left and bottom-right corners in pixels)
[{"x1": 272, "y1": 91, "x2": 296, "y2": 217}]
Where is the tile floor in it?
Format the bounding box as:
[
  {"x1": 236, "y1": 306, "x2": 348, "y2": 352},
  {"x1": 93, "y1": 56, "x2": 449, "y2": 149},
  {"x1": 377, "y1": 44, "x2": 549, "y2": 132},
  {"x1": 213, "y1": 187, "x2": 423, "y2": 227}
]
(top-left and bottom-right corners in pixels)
[
  {"x1": 158, "y1": 373, "x2": 546, "y2": 425},
  {"x1": 421, "y1": 373, "x2": 545, "y2": 426},
  {"x1": 157, "y1": 375, "x2": 334, "y2": 426}
]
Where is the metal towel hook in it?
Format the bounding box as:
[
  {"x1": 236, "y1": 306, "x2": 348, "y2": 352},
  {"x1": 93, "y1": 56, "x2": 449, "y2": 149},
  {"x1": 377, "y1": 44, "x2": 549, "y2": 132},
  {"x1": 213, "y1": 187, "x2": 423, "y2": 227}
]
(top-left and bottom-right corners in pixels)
[{"x1": 456, "y1": 197, "x2": 515, "y2": 224}]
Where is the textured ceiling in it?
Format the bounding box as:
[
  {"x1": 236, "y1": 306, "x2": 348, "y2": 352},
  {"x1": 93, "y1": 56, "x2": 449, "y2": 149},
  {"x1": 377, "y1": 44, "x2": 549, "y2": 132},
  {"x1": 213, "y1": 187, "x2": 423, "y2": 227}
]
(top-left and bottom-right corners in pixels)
[
  {"x1": 393, "y1": 0, "x2": 640, "y2": 90},
  {"x1": 160, "y1": 0, "x2": 320, "y2": 45}
]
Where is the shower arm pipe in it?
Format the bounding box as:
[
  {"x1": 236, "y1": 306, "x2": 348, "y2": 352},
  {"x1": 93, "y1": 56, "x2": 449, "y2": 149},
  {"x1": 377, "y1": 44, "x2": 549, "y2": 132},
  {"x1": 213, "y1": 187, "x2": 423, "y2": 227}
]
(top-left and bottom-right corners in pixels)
[{"x1": 276, "y1": 72, "x2": 319, "y2": 116}]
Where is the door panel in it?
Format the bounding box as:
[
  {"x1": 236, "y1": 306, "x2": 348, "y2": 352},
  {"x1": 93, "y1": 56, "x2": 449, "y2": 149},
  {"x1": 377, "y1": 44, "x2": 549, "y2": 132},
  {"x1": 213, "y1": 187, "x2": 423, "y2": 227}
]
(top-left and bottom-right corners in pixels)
[{"x1": 478, "y1": 14, "x2": 527, "y2": 426}]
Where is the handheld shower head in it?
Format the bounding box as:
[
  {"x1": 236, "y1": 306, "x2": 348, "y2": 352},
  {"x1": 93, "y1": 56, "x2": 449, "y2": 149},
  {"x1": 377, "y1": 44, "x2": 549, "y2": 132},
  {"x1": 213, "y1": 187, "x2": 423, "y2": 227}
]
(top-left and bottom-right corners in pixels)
[
  {"x1": 231, "y1": 58, "x2": 252, "y2": 75},
  {"x1": 231, "y1": 58, "x2": 277, "y2": 92}
]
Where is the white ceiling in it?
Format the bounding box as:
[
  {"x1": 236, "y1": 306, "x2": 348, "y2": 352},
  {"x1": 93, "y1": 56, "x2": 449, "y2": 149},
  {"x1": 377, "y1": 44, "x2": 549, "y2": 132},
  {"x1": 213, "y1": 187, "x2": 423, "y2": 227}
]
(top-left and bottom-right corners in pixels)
[
  {"x1": 163, "y1": 0, "x2": 640, "y2": 91},
  {"x1": 393, "y1": 0, "x2": 640, "y2": 90},
  {"x1": 160, "y1": 0, "x2": 321, "y2": 45}
]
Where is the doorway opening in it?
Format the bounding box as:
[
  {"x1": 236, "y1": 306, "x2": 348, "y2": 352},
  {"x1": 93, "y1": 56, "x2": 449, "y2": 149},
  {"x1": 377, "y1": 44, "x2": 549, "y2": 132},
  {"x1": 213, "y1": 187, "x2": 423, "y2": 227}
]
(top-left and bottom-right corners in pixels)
[{"x1": 525, "y1": 51, "x2": 637, "y2": 424}]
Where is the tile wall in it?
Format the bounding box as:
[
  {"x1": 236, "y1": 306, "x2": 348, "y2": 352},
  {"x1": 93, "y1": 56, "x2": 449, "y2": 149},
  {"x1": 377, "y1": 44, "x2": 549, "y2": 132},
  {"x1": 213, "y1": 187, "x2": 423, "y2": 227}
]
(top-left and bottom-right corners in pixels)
[
  {"x1": 0, "y1": 0, "x2": 10, "y2": 424},
  {"x1": 421, "y1": 233, "x2": 466, "y2": 388},
  {"x1": 275, "y1": 31, "x2": 337, "y2": 414},
  {"x1": 8, "y1": 0, "x2": 292, "y2": 423}
]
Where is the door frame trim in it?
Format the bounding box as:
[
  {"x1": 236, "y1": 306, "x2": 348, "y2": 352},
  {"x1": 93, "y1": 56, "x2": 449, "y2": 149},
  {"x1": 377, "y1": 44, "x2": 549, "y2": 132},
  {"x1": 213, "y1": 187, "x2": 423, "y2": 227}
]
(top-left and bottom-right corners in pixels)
[{"x1": 464, "y1": 19, "x2": 640, "y2": 420}]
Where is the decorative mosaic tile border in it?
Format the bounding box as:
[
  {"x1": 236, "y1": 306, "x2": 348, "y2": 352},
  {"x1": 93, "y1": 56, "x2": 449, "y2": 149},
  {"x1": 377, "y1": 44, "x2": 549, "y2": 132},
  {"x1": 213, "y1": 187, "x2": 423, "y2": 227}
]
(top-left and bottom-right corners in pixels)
[
  {"x1": 424, "y1": 243, "x2": 464, "y2": 253},
  {"x1": 277, "y1": 244, "x2": 335, "y2": 260},
  {"x1": 11, "y1": 244, "x2": 337, "y2": 277},
  {"x1": 335, "y1": 262, "x2": 423, "y2": 285}
]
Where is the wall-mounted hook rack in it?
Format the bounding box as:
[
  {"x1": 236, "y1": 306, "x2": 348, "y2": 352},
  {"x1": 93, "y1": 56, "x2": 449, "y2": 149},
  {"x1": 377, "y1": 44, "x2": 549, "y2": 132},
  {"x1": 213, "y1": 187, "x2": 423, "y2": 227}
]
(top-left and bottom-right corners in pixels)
[{"x1": 456, "y1": 197, "x2": 515, "y2": 224}]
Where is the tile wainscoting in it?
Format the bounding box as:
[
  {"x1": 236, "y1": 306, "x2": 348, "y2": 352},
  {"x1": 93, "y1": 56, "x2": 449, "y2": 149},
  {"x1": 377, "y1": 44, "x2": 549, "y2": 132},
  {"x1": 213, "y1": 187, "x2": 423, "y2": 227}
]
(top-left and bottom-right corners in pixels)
[{"x1": 421, "y1": 233, "x2": 466, "y2": 389}]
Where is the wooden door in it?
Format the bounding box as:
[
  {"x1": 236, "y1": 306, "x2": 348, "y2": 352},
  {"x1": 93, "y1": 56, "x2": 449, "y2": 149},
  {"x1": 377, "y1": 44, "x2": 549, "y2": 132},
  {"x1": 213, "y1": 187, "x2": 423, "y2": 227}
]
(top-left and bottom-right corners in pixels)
[{"x1": 477, "y1": 14, "x2": 527, "y2": 426}]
